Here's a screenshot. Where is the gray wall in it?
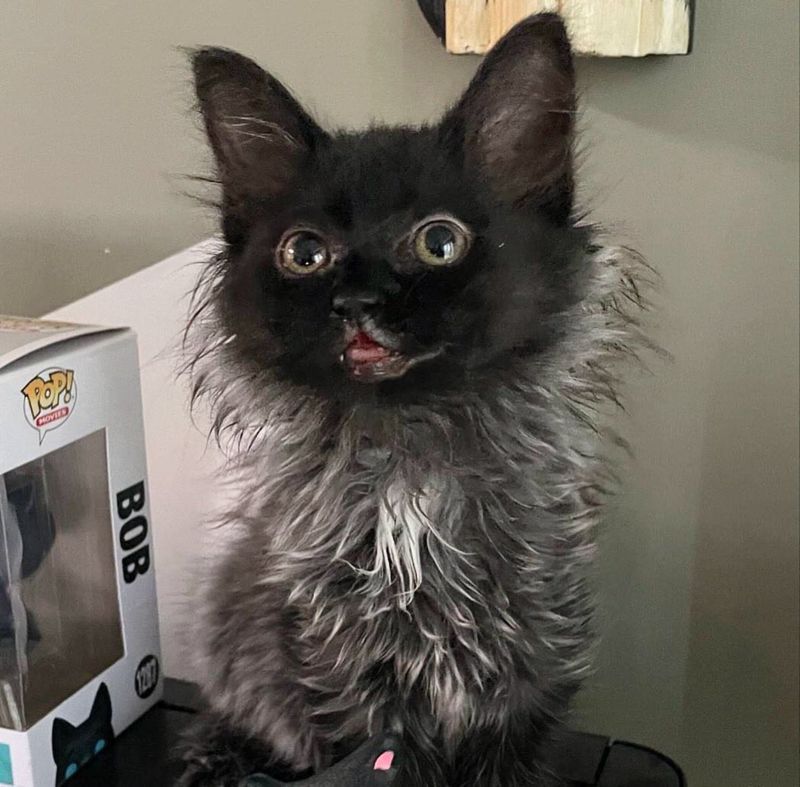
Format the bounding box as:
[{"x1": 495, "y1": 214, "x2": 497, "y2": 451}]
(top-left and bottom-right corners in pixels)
[{"x1": 1, "y1": 2, "x2": 798, "y2": 785}]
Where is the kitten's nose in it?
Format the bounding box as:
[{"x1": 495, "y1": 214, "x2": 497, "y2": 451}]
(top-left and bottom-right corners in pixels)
[{"x1": 331, "y1": 288, "x2": 384, "y2": 319}]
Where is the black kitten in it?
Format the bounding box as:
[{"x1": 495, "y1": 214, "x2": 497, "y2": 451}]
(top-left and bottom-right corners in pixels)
[
  {"x1": 182, "y1": 14, "x2": 648, "y2": 787},
  {"x1": 51, "y1": 683, "x2": 114, "y2": 784}
]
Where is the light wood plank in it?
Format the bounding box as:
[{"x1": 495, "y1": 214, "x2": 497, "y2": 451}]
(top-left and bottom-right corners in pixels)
[
  {"x1": 562, "y1": 0, "x2": 643, "y2": 56},
  {"x1": 640, "y1": 0, "x2": 692, "y2": 55},
  {"x1": 446, "y1": 1, "x2": 558, "y2": 55},
  {"x1": 444, "y1": 0, "x2": 691, "y2": 57}
]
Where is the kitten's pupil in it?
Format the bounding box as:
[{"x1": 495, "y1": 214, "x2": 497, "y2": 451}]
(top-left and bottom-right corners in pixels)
[
  {"x1": 414, "y1": 219, "x2": 469, "y2": 266},
  {"x1": 278, "y1": 230, "x2": 331, "y2": 276},
  {"x1": 425, "y1": 225, "x2": 456, "y2": 261},
  {"x1": 292, "y1": 233, "x2": 326, "y2": 267}
]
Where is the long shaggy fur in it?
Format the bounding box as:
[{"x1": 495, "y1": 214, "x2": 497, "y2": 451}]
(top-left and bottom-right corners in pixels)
[
  {"x1": 180, "y1": 240, "x2": 652, "y2": 786},
  {"x1": 179, "y1": 14, "x2": 656, "y2": 787}
]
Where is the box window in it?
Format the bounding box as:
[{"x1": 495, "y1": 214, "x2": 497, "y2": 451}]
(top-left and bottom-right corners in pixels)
[{"x1": 0, "y1": 430, "x2": 123, "y2": 730}]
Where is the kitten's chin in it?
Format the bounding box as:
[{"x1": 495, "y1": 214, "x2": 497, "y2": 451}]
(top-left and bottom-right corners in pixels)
[{"x1": 345, "y1": 353, "x2": 413, "y2": 383}]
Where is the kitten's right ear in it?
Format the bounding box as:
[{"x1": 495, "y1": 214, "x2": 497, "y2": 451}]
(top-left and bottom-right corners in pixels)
[{"x1": 191, "y1": 48, "x2": 325, "y2": 210}]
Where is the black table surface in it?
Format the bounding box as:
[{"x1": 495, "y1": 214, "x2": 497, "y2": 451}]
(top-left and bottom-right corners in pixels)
[{"x1": 72, "y1": 680, "x2": 685, "y2": 786}]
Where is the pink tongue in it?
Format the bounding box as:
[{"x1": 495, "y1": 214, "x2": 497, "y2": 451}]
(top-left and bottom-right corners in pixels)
[
  {"x1": 347, "y1": 333, "x2": 391, "y2": 363},
  {"x1": 349, "y1": 345, "x2": 390, "y2": 363}
]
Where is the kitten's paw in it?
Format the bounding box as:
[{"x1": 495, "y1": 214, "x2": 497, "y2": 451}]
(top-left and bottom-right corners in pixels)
[
  {"x1": 239, "y1": 775, "x2": 286, "y2": 787},
  {"x1": 175, "y1": 761, "x2": 228, "y2": 787},
  {"x1": 177, "y1": 751, "x2": 255, "y2": 787},
  {"x1": 177, "y1": 713, "x2": 274, "y2": 787}
]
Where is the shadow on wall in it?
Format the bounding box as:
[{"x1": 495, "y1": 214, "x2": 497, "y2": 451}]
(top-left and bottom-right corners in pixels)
[
  {"x1": 577, "y1": 0, "x2": 799, "y2": 162},
  {"x1": 681, "y1": 285, "x2": 800, "y2": 785}
]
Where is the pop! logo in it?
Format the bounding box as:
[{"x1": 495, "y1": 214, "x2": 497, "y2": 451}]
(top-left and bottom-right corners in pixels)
[{"x1": 21, "y1": 368, "x2": 77, "y2": 443}]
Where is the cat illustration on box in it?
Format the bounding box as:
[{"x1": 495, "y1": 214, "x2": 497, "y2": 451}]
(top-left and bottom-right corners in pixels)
[
  {"x1": 181, "y1": 13, "x2": 651, "y2": 787},
  {"x1": 51, "y1": 683, "x2": 114, "y2": 785}
]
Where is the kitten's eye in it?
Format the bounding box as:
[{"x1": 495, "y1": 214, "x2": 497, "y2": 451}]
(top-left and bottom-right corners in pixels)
[
  {"x1": 412, "y1": 218, "x2": 471, "y2": 267},
  {"x1": 276, "y1": 230, "x2": 332, "y2": 276},
  {"x1": 65, "y1": 763, "x2": 79, "y2": 779}
]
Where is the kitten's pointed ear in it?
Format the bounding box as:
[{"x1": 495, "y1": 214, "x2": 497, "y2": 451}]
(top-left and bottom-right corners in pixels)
[
  {"x1": 442, "y1": 14, "x2": 576, "y2": 221},
  {"x1": 91, "y1": 682, "x2": 112, "y2": 725},
  {"x1": 192, "y1": 47, "x2": 325, "y2": 206},
  {"x1": 51, "y1": 718, "x2": 76, "y2": 755}
]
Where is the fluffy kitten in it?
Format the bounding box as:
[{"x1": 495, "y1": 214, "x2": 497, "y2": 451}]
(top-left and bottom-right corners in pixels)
[{"x1": 180, "y1": 14, "x2": 649, "y2": 787}]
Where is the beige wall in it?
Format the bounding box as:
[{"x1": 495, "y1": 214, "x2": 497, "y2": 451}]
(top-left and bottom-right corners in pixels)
[
  {"x1": 2, "y1": 2, "x2": 798, "y2": 785},
  {"x1": 575, "y1": 6, "x2": 799, "y2": 785}
]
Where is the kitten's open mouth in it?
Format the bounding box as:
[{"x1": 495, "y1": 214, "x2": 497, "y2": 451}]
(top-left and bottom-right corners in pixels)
[
  {"x1": 340, "y1": 322, "x2": 440, "y2": 383},
  {"x1": 342, "y1": 330, "x2": 411, "y2": 382}
]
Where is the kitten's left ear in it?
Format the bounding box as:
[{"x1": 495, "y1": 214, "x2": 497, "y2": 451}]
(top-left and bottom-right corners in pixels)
[
  {"x1": 192, "y1": 47, "x2": 326, "y2": 209},
  {"x1": 90, "y1": 682, "x2": 112, "y2": 725},
  {"x1": 442, "y1": 14, "x2": 576, "y2": 221}
]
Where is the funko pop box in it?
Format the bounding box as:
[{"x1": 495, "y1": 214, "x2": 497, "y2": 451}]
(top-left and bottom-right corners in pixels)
[{"x1": 0, "y1": 316, "x2": 162, "y2": 786}]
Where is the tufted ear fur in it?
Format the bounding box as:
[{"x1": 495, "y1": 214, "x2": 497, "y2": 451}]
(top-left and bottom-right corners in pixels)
[
  {"x1": 442, "y1": 14, "x2": 577, "y2": 223},
  {"x1": 192, "y1": 47, "x2": 327, "y2": 239}
]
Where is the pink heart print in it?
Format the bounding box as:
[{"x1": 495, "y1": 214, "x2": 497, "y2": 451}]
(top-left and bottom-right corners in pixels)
[{"x1": 373, "y1": 750, "x2": 395, "y2": 771}]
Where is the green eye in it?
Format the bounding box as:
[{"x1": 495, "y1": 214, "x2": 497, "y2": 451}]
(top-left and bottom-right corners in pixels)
[
  {"x1": 277, "y1": 229, "x2": 332, "y2": 276},
  {"x1": 412, "y1": 218, "x2": 471, "y2": 266}
]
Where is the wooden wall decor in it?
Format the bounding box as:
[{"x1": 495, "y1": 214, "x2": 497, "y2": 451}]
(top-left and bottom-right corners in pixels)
[{"x1": 417, "y1": 1, "x2": 694, "y2": 57}]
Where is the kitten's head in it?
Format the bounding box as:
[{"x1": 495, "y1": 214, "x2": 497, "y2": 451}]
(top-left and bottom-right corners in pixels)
[
  {"x1": 51, "y1": 683, "x2": 114, "y2": 784},
  {"x1": 192, "y1": 15, "x2": 585, "y2": 402}
]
